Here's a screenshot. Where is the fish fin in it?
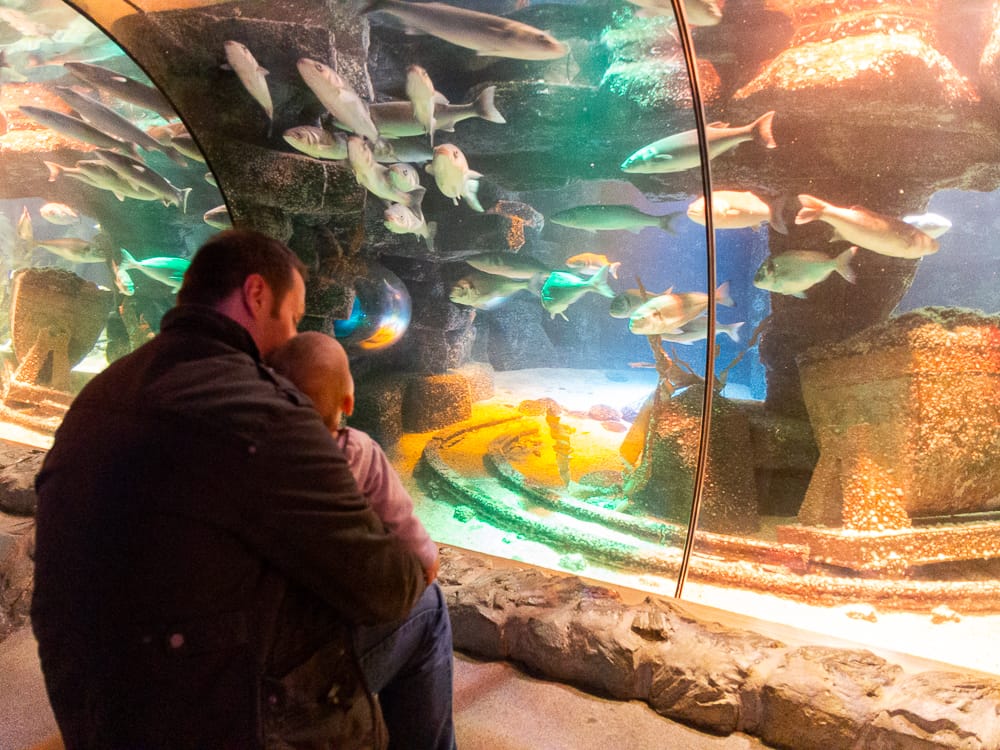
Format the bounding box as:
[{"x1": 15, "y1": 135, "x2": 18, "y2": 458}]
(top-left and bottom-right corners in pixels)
[
  {"x1": 424, "y1": 162, "x2": 435, "y2": 176},
  {"x1": 659, "y1": 212, "x2": 682, "y2": 235},
  {"x1": 792, "y1": 291, "x2": 807, "y2": 299},
  {"x1": 724, "y1": 322, "x2": 744, "y2": 342},
  {"x1": 463, "y1": 178, "x2": 484, "y2": 213},
  {"x1": 433, "y1": 92, "x2": 448, "y2": 106},
  {"x1": 119, "y1": 247, "x2": 137, "y2": 268},
  {"x1": 589, "y1": 265, "x2": 616, "y2": 298},
  {"x1": 43, "y1": 160, "x2": 61, "y2": 182},
  {"x1": 474, "y1": 85, "x2": 506, "y2": 124},
  {"x1": 424, "y1": 221, "x2": 437, "y2": 253},
  {"x1": 707, "y1": 121, "x2": 729, "y2": 128},
  {"x1": 113, "y1": 191, "x2": 126, "y2": 202},
  {"x1": 609, "y1": 261, "x2": 621, "y2": 280},
  {"x1": 794, "y1": 194, "x2": 825, "y2": 225},
  {"x1": 258, "y1": 65, "x2": 269, "y2": 77},
  {"x1": 467, "y1": 169, "x2": 484, "y2": 180},
  {"x1": 405, "y1": 186, "x2": 427, "y2": 212},
  {"x1": 764, "y1": 194, "x2": 789, "y2": 234},
  {"x1": 836, "y1": 246, "x2": 858, "y2": 284},
  {"x1": 164, "y1": 145, "x2": 189, "y2": 167},
  {"x1": 753, "y1": 110, "x2": 777, "y2": 149},
  {"x1": 180, "y1": 187, "x2": 192, "y2": 214},
  {"x1": 715, "y1": 280, "x2": 734, "y2": 307}
]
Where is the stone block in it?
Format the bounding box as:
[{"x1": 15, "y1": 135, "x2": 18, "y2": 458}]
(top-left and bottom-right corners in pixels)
[{"x1": 403, "y1": 374, "x2": 472, "y2": 432}]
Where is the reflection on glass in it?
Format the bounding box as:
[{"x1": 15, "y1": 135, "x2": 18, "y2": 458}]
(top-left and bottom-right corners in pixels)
[{"x1": 0, "y1": 0, "x2": 228, "y2": 443}]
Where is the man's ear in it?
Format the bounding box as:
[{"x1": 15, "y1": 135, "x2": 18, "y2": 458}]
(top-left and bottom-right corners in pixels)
[
  {"x1": 342, "y1": 392, "x2": 355, "y2": 418},
  {"x1": 242, "y1": 273, "x2": 268, "y2": 318}
]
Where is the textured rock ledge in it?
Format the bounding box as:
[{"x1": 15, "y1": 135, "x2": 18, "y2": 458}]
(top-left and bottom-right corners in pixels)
[{"x1": 439, "y1": 547, "x2": 1000, "y2": 750}]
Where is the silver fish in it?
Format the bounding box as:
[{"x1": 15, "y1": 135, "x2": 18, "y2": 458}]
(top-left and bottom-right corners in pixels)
[
  {"x1": 384, "y1": 203, "x2": 436, "y2": 250},
  {"x1": 540, "y1": 265, "x2": 616, "y2": 320},
  {"x1": 372, "y1": 138, "x2": 433, "y2": 164},
  {"x1": 93, "y1": 149, "x2": 192, "y2": 211},
  {"x1": 449, "y1": 268, "x2": 531, "y2": 309},
  {"x1": 35, "y1": 237, "x2": 106, "y2": 263},
  {"x1": 19, "y1": 104, "x2": 140, "y2": 156},
  {"x1": 464, "y1": 252, "x2": 550, "y2": 279},
  {"x1": 621, "y1": 111, "x2": 777, "y2": 174},
  {"x1": 363, "y1": 0, "x2": 568, "y2": 60},
  {"x1": 223, "y1": 41, "x2": 273, "y2": 130},
  {"x1": 45, "y1": 159, "x2": 161, "y2": 202},
  {"x1": 405, "y1": 64, "x2": 447, "y2": 147},
  {"x1": 550, "y1": 204, "x2": 682, "y2": 234},
  {"x1": 39, "y1": 202, "x2": 81, "y2": 226},
  {"x1": 795, "y1": 195, "x2": 938, "y2": 259},
  {"x1": 283, "y1": 126, "x2": 349, "y2": 160},
  {"x1": 628, "y1": 283, "x2": 734, "y2": 335},
  {"x1": 63, "y1": 62, "x2": 176, "y2": 120},
  {"x1": 347, "y1": 136, "x2": 421, "y2": 207},
  {"x1": 686, "y1": 190, "x2": 787, "y2": 233},
  {"x1": 753, "y1": 247, "x2": 857, "y2": 298},
  {"x1": 388, "y1": 162, "x2": 422, "y2": 192},
  {"x1": 203, "y1": 205, "x2": 233, "y2": 230},
  {"x1": 297, "y1": 58, "x2": 379, "y2": 143},
  {"x1": 625, "y1": 0, "x2": 722, "y2": 26},
  {"x1": 902, "y1": 212, "x2": 952, "y2": 239},
  {"x1": 660, "y1": 316, "x2": 744, "y2": 344},
  {"x1": 426, "y1": 143, "x2": 483, "y2": 212},
  {"x1": 54, "y1": 86, "x2": 187, "y2": 166},
  {"x1": 368, "y1": 86, "x2": 505, "y2": 138}
]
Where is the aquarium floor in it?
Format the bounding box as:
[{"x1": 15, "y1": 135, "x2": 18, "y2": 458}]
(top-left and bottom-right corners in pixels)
[{"x1": 0, "y1": 625, "x2": 767, "y2": 750}]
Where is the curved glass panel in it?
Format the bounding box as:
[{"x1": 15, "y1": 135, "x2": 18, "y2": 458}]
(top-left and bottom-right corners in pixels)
[
  {"x1": 684, "y1": 1, "x2": 1000, "y2": 674},
  {"x1": 0, "y1": 0, "x2": 228, "y2": 446},
  {"x1": 82, "y1": 0, "x2": 716, "y2": 594}
]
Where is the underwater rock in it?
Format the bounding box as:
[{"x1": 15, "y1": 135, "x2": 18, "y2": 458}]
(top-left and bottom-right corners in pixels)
[
  {"x1": 454, "y1": 361, "x2": 495, "y2": 402},
  {"x1": 403, "y1": 373, "x2": 473, "y2": 432},
  {"x1": 796, "y1": 307, "x2": 1000, "y2": 528},
  {"x1": 481, "y1": 296, "x2": 559, "y2": 371},
  {"x1": 0, "y1": 503, "x2": 35, "y2": 640},
  {"x1": 351, "y1": 373, "x2": 407, "y2": 448},
  {"x1": 625, "y1": 385, "x2": 759, "y2": 534},
  {"x1": 0, "y1": 449, "x2": 44, "y2": 517}
]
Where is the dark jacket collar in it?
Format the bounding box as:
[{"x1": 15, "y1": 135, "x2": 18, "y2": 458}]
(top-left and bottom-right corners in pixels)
[{"x1": 160, "y1": 304, "x2": 261, "y2": 361}]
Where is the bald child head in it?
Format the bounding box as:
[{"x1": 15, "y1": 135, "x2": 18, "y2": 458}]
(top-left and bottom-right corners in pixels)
[{"x1": 268, "y1": 331, "x2": 354, "y2": 430}]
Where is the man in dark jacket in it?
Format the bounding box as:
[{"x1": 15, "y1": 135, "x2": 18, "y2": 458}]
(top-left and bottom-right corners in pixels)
[{"x1": 31, "y1": 230, "x2": 454, "y2": 749}]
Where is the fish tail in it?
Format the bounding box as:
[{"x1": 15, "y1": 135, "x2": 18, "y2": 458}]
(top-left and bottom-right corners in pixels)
[
  {"x1": 609, "y1": 261, "x2": 621, "y2": 279},
  {"x1": 724, "y1": 321, "x2": 744, "y2": 342},
  {"x1": 424, "y1": 221, "x2": 437, "y2": 253},
  {"x1": 43, "y1": 160, "x2": 62, "y2": 182},
  {"x1": 836, "y1": 246, "x2": 858, "y2": 284},
  {"x1": 164, "y1": 145, "x2": 189, "y2": 167},
  {"x1": 753, "y1": 110, "x2": 777, "y2": 150},
  {"x1": 589, "y1": 265, "x2": 616, "y2": 298},
  {"x1": 406, "y1": 186, "x2": 427, "y2": 212},
  {"x1": 715, "y1": 280, "x2": 734, "y2": 307},
  {"x1": 795, "y1": 194, "x2": 826, "y2": 225},
  {"x1": 463, "y1": 178, "x2": 484, "y2": 213},
  {"x1": 659, "y1": 211, "x2": 683, "y2": 235},
  {"x1": 180, "y1": 187, "x2": 192, "y2": 214},
  {"x1": 765, "y1": 194, "x2": 789, "y2": 234},
  {"x1": 474, "y1": 85, "x2": 506, "y2": 124},
  {"x1": 119, "y1": 247, "x2": 138, "y2": 270}
]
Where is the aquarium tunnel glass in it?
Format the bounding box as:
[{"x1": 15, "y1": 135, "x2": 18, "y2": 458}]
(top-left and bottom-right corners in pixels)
[{"x1": 2, "y1": 0, "x2": 1000, "y2": 676}]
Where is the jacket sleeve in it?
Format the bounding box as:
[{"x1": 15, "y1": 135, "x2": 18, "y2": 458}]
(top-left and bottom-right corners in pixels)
[{"x1": 226, "y1": 403, "x2": 426, "y2": 626}]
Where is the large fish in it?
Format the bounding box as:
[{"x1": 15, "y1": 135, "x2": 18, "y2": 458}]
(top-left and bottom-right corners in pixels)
[
  {"x1": 363, "y1": 0, "x2": 568, "y2": 60},
  {"x1": 35, "y1": 237, "x2": 106, "y2": 263},
  {"x1": 540, "y1": 265, "x2": 616, "y2": 320},
  {"x1": 297, "y1": 58, "x2": 379, "y2": 143},
  {"x1": 621, "y1": 111, "x2": 777, "y2": 174},
  {"x1": 795, "y1": 195, "x2": 939, "y2": 258},
  {"x1": 564, "y1": 253, "x2": 621, "y2": 279},
  {"x1": 464, "y1": 251, "x2": 550, "y2": 279},
  {"x1": 93, "y1": 149, "x2": 191, "y2": 211},
  {"x1": 63, "y1": 62, "x2": 176, "y2": 120},
  {"x1": 660, "y1": 316, "x2": 744, "y2": 344},
  {"x1": 203, "y1": 205, "x2": 233, "y2": 230},
  {"x1": 609, "y1": 288, "x2": 671, "y2": 319},
  {"x1": 902, "y1": 212, "x2": 952, "y2": 239},
  {"x1": 628, "y1": 283, "x2": 733, "y2": 335},
  {"x1": 54, "y1": 86, "x2": 186, "y2": 166},
  {"x1": 686, "y1": 190, "x2": 787, "y2": 233},
  {"x1": 368, "y1": 86, "x2": 505, "y2": 138},
  {"x1": 625, "y1": 0, "x2": 722, "y2": 26},
  {"x1": 384, "y1": 203, "x2": 436, "y2": 250},
  {"x1": 373, "y1": 138, "x2": 433, "y2": 164},
  {"x1": 347, "y1": 136, "x2": 422, "y2": 207},
  {"x1": 426, "y1": 143, "x2": 483, "y2": 212},
  {"x1": 449, "y1": 269, "x2": 531, "y2": 309},
  {"x1": 19, "y1": 104, "x2": 140, "y2": 156},
  {"x1": 405, "y1": 64, "x2": 447, "y2": 147},
  {"x1": 223, "y1": 41, "x2": 273, "y2": 133},
  {"x1": 550, "y1": 204, "x2": 682, "y2": 234},
  {"x1": 753, "y1": 247, "x2": 857, "y2": 298},
  {"x1": 283, "y1": 126, "x2": 349, "y2": 160},
  {"x1": 45, "y1": 159, "x2": 162, "y2": 202},
  {"x1": 119, "y1": 248, "x2": 190, "y2": 291},
  {"x1": 39, "y1": 202, "x2": 81, "y2": 226}
]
